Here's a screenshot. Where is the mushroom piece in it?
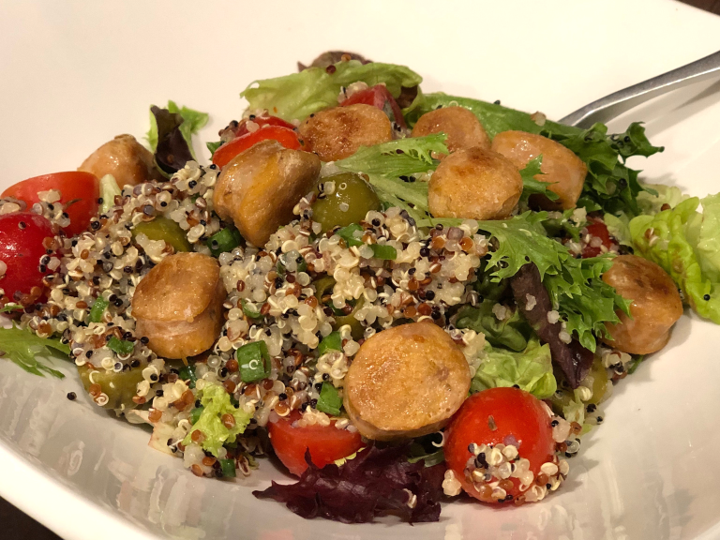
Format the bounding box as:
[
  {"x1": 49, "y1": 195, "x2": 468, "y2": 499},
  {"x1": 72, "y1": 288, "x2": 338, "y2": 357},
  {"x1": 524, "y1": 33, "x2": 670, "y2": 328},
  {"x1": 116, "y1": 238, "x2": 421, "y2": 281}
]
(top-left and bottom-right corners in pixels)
[
  {"x1": 344, "y1": 322, "x2": 471, "y2": 441},
  {"x1": 213, "y1": 140, "x2": 321, "y2": 246},
  {"x1": 132, "y1": 252, "x2": 226, "y2": 359}
]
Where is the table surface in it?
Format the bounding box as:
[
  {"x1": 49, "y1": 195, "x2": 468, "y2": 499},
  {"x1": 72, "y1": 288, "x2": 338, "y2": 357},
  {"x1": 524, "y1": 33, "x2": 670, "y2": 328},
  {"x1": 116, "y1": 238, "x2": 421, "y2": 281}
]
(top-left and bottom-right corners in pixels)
[{"x1": 2, "y1": 1, "x2": 718, "y2": 538}]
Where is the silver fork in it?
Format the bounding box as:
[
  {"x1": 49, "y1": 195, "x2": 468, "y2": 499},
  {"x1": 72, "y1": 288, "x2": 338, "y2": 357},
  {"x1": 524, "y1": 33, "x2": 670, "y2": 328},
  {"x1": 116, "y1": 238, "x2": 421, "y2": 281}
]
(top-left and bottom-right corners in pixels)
[{"x1": 559, "y1": 50, "x2": 720, "y2": 128}]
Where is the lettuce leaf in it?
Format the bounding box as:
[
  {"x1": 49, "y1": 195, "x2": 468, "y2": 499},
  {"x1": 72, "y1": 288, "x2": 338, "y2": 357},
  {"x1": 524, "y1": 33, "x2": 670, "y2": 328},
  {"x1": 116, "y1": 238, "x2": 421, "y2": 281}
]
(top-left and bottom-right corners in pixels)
[
  {"x1": 636, "y1": 182, "x2": 688, "y2": 215},
  {"x1": 405, "y1": 93, "x2": 662, "y2": 217},
  {"x1": 0, "y1": 324, "x2": 70, "y2": 378},
  {"x1": 99, "y1": 174, "x2": 121, "y2": 214},
  {"x1": 335, "y1": 135, "x2": 445, "y2": 220},
  {"x1": 147, "y1": 101, "x2": 208, "y2": 174},
  {"x1": 241, "y1": 61, "x2": 422, "y2": 122},
  {"x1": 182, "y1": 382, "x2": 252, "y2": 456},
  {"x1": 471, "y1": 339, "x2": 557, "y2": 399},
  {"x1": 630, "y1": 196, "x2": 720, "y2": 323},
  {"x1": 455, "y1": 301, "x2": 530, "y2": 352},
  {"x1": 429, "y1": 212, "x2": 628, "y2": 351},
  {"x1": 518, "y1": 155, "x2": 559, "y2": 204}
]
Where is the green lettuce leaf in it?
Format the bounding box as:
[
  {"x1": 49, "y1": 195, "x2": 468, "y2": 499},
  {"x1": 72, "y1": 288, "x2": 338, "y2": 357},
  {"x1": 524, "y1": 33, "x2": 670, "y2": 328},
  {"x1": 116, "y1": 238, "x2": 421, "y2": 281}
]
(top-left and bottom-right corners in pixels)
[
  {"x1": 518, "y1": 155, "x2": 559, "y2": 204},
  {"x1": 406, "y1": 93, "x2": 663, "y2": 217},
  {"x1": 471, "y1": 339, "x2": 557, "y2": 399},
  {"x1": 603, "y1": 212, "x2": 633, "y2": 246},
  {"x1": 428, "y1": 212, "x2": 628, "y2": 351},
  {"x1": 335, "y1": 135, "x2": 446, "y2": 219},
  {"x1": 182, "y1": 382, "x2": 253, "y2": 456},
  {"x1": 241, "y1": 60, "x2": 422, "y2": 122},
  {"x1": 636, "y1": 182, "x2": 688, "y2": 216},
  {"x1": 99, "y1": 174, "x2": 121, "y2": 214},
  {"x1": 0, "y1": 324, "x2": 70, "y2": 378},
  {"x1": 455, "y1": 301, "x2": 530, "y2": 352},
  {"x1": 630, "y1": 196, "x2": 720, "y2": 323}
]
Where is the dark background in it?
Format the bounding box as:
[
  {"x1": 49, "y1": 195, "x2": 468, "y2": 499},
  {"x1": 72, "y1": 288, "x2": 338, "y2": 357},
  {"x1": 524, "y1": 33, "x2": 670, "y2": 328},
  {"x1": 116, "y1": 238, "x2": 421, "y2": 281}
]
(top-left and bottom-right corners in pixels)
[{"x1": 2, "y1": 1, "x2": 718, "y2": 538}]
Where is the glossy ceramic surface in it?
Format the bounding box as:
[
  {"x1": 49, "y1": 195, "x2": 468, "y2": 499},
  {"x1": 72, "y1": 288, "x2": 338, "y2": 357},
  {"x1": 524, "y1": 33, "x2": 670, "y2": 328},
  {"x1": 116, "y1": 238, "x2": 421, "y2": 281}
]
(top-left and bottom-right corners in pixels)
[{"x1": 1, "y1": 1, "x2": 720, "y2": 539}]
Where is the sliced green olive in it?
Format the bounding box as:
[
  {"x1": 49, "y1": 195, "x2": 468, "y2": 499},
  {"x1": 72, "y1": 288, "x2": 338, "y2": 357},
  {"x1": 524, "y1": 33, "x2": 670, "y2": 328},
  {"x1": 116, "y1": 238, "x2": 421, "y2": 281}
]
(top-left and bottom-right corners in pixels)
[
  {"x1": 132, "y1": 217, "x2": 191, "y2": 253},
  {"x1": 312, "y1": 173, "x2": 381, "y2": 233},
  {"x1": 78, "y1": 364, "x2": 146, "y2": 410},
  {"x1": 314, "y1": 275, "x2": 365, "y2": 340}
]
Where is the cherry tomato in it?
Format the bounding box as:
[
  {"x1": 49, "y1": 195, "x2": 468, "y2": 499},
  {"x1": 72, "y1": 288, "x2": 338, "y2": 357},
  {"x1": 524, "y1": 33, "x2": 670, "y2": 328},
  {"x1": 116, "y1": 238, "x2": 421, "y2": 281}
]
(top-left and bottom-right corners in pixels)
[
  {"x1": 0, "y1": 213, "x2": 56, "y2": 302},
  {"x1": 3, "y1": 172, "x2": 99, "y2": 237},
  {"x1": 581, "y1": 220, "x2": 613, "y2": 258},
  {"x1": 212, "y1": 126, "x2": 301, "y2": 169},
  {"x1": 342, "y1": 85, "x2": 406, "y2": 129},
  {"x1": 268, "y1": 410, "x2": 365, "y2": 476},
  {"x1": 233, "y1": 115, "x2": 296, "y2": 138},
  {"x1": 444, "y1": 387, "x2": 555, "y2": 503}
]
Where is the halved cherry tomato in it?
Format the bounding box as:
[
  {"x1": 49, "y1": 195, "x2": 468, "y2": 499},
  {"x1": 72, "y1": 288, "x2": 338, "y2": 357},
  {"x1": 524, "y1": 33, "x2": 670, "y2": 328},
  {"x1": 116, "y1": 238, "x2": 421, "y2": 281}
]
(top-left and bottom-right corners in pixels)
[
  {"x1": 212, "y1": 126, "x2": 302, "y2": 168},
  {"x1": 268, "y1": 410, "x2": 364, "y2": 476},
  {"x1": 0, "y1": 213, "x2": 56, "y2": 302},
  {"x1": 581, "y1": 220, "x2": 613, "y2": 258},
  {"x1": 444, "y1": 387, "x2": 555, "y2": 503},
  {"x1": 3, "y1": 172, "x2": 99, "y2": 237},
  {"x1": 233, "y1": 115, "x2": 296, "y2": 138},
  {"x1": 342, "y1": 85, "x2": 407, "y2": 129}
]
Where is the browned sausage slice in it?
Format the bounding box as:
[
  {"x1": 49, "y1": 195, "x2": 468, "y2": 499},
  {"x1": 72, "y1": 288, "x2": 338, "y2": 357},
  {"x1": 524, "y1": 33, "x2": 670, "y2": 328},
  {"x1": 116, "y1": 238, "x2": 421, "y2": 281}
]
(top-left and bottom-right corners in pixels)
[
  {"x1": 601, "y1": 255, "x2": 683, "y2": 354},
  {"x1": 428, "y1": 146, "x2": 523, "y2": 220},
  {"x1": 412, "y1": 106, "x2": 490, "y2": 157},
  {"x1": 298, "y1": 104, "x2": 393, "y2": 162},
  {"x1": 132, "y1": 252, "x2": 225, "y2": 359},
  {"x1": 344, "y1": 322, "x2": 471, "y2": 441},
  {"x1": 491, "y1": 130, "x2": 587, "y2": 210},
  {"x1": 213, "y1": 140, "x2": 321, "y2": 246},
  {"x1": 80, "y1": 134, "x2": 161, "y2": 187}
]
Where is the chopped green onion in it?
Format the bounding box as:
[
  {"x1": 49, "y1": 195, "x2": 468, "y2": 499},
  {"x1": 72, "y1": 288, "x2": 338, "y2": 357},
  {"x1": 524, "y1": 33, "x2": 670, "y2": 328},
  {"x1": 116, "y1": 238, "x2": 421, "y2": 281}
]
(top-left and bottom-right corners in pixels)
[
  {"x1": 207, "y1": 227, "x2": 243, "y2": 257},
  {"x1": 107, "y1": 337, "x2": 134, "y2": 356},
  {"x1": 370, "y1": 244, "x2": 397, "y2": 260},
  {"x1": 236, "y1": 341, "x2": 271, "y2": 382},
  {"x1": 317, "y1": 332, "x2": 342, "y2": 356},
  {"x1": 219, "y1": 458, "x2": 236, "y2": 478},
  {"x1": 316, "y1": 383, "x2": 342, "y2": 416},
  {"x1": 179, "y1": 365, "x2": 197, "y2": 388},
  {"x1": 191, "y1": 406, "x2": 204, "y2": 424},
  {"x1": 89, "y1": 297, "x2": 109, "y2": 323},
  {"x1": 336, "y1": 223, "x2": 363, "y2": 247},
  {"x1": 0, "y1": 303, "x2": 22, "y2": 313},
  {"x1": 241, "y1": 299, "x2": 262, "y2": 319}
]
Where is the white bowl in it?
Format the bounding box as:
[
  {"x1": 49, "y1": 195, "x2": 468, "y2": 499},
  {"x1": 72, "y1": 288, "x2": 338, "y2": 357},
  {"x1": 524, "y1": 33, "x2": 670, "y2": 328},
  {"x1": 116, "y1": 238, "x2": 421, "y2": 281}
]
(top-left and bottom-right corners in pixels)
[{"x1": 2, "y1": 1, "x2": 720, "y2": 539}]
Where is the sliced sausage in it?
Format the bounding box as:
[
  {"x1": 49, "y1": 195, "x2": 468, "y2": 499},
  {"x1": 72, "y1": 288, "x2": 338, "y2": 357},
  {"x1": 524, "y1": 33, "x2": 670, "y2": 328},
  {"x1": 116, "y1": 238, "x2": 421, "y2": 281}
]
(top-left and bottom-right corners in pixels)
[
  {"x1": 601, "y1": 255, "x2": 683, "y2": 354},
  {"x1": 132, "y1": 252, "x2": 225, "y2": 359},
  {"x1": 79, "y1": 134, "x2": 161, "y2": 187},
  {"x1": 428, "y1": 146, "x2": 522, "y2": 220},
  {"x1": 344, "y1": 321, "x2": 471, "y2": 441},
  {"x1": 298, "y1": 103, "x2": 393, "y2": 162},
  {"x1": 412, "y1": 106, "x2": 490, "y2": 157},
  {"x1": 491, "y1": 130, "x2": 587, "y2": 210},
  {"x1": 213, "y1": 140, "x2": 321, "y2": 246}
]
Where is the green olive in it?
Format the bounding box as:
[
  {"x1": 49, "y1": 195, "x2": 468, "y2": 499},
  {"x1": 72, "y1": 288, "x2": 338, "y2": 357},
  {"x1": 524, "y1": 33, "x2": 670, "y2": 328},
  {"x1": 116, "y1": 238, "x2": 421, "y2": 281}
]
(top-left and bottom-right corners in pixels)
[
  {"x1": 78, "y1": 364, "x2": 146, "y2": 410},
  {"x1": 587, "y1": 359, "x2": 610, "y2": 405},
  {"x1": 133, "y1": 217, "x2": 191, "y2": 253},
  {"x1": 312, "y1": 173, "x2": 381, "y2": 233},
  {"x1": 314, "y1": 275, "x2": 365, "y2": 340}
]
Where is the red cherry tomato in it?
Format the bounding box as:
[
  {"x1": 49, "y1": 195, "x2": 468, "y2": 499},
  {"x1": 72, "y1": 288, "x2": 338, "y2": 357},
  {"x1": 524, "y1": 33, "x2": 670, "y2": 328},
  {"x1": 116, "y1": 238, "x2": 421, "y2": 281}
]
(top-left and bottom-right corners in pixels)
[
  {"x1": 444, "y1": 388, "x2": 555, "y2": 503},
  {"x1": 0, "y1": 213, "x2": 56, "y2": 302},
  {"x1": 212, "y1": 126, "x2": 301, "y2": 169},
  {"x1": 233, "y1": 115, "x2": 296, "y2": 138},
  {"x1": 581, "y1": 221, "x2": 613, "y2": 258},
  {"x1": 342, "y1": 85, "x2": 407, "y2": 129},
  {"x1": 3, "y1": 172, "x2": 99, "y2": 237},
  {"x1": 268, "y1": 410, "x2": 365, "y2": 476}
]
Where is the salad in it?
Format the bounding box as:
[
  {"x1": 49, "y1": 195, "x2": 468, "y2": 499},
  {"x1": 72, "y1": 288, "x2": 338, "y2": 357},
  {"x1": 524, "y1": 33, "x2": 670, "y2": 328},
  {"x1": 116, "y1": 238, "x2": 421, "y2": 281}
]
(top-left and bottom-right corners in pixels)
[{"x1": 0, "y1": 50, "x2": 717, "y2": 524}]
